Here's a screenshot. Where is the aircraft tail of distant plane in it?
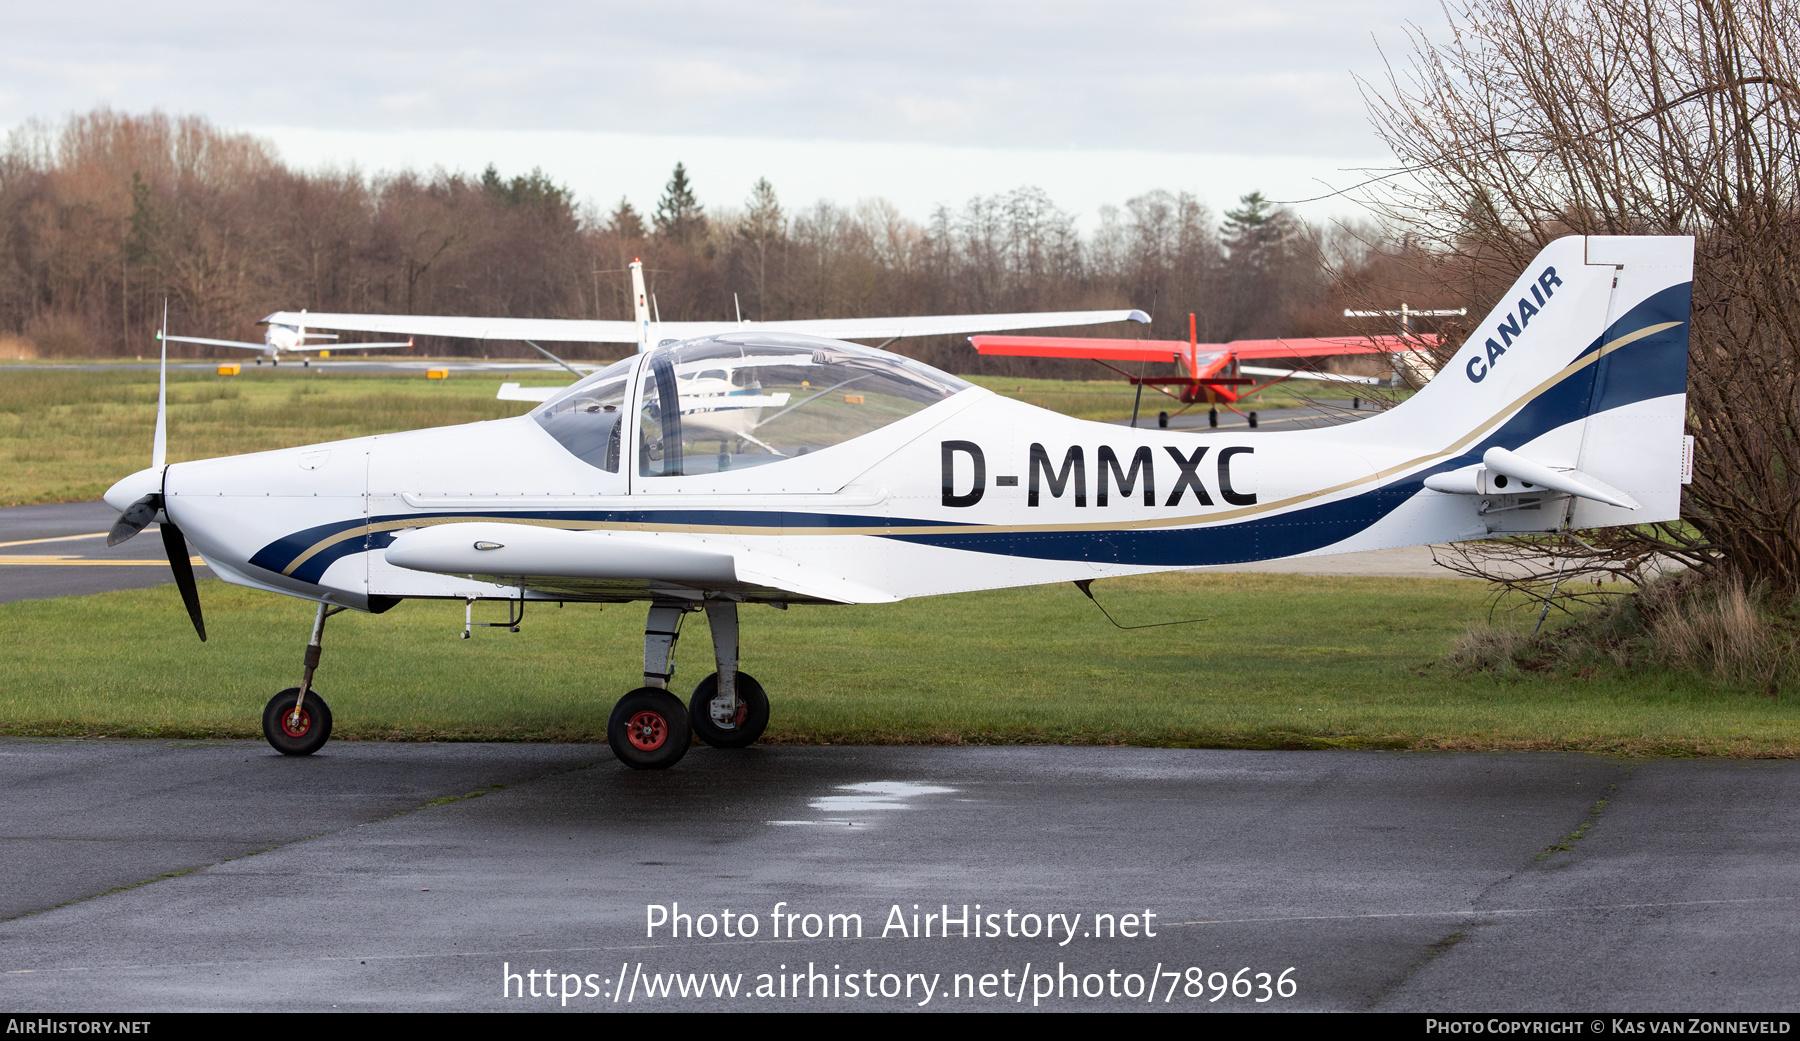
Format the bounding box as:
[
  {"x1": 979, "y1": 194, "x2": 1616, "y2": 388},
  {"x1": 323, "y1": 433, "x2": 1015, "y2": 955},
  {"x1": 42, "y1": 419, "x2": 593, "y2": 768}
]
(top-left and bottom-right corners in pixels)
[{"x1": 1369, "y1": 235, "x2": 1693, "y2": 531}]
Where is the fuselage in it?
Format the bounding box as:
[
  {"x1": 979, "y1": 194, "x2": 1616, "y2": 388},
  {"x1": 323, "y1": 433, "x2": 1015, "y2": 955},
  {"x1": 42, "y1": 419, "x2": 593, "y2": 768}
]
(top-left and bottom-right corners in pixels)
[{"x1": 106, "y1": 237, "x2": 1696, "y2": 618}]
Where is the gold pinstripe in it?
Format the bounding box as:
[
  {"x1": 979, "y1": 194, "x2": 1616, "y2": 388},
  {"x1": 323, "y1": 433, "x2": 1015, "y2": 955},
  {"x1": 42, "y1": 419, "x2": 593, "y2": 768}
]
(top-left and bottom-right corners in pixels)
[{"x1": 279, "y1": 321, "x2": 1682, "y2": 576}]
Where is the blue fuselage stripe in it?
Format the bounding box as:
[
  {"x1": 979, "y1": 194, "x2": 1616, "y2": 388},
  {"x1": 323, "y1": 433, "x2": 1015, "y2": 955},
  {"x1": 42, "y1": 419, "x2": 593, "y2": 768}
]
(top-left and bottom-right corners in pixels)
[{"x1": 251, "y1": 285, "x2": 1690, "y2": 583}]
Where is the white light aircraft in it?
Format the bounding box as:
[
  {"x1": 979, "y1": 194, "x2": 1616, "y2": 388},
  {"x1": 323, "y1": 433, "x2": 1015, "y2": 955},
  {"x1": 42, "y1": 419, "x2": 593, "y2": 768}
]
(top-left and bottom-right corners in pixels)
[
  {"x1": 103, "y1": 237, "x2": 1694, "y2": 770},
  {"x1": 258, "y1": 260, "x2": 1152, "y2": 398},
  {"x1": 158, "y1": 313, "x2": 413, "y2": 366}
]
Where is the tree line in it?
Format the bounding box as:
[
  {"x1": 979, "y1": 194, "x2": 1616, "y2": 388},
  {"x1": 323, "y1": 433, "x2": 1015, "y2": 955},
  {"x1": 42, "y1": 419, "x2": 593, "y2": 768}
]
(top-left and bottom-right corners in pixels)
[{"x1": 0, "y1": 109, "x2": 1452, "y2": 376}]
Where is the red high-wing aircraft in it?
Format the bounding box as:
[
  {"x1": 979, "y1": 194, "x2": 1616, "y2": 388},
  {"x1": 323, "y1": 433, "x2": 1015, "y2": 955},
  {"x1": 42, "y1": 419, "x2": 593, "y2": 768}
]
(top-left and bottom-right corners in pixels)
[{"x1": 970, "y1": 315, "x2": 1441, "y2": 418}]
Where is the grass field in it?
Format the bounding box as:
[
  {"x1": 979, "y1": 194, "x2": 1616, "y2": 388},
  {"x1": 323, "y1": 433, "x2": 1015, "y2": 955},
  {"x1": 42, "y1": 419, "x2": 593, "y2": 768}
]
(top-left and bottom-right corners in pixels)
[
  {"x1": 0, "y1": 366, "x2": 554, "y2": 506},
  {"x1": 0, "y1": 365, "x2": 1340, "y2": 505},
  {"x1": 3, "y1": 571, "x2": 1793, "y2": 756}
]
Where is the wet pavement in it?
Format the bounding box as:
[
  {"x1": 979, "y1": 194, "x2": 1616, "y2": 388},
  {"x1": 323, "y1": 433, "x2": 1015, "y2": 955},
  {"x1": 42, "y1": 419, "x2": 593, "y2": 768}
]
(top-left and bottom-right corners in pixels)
[{"x1": 0, "y1": 741, "x2": 1793, "y2": 1012}]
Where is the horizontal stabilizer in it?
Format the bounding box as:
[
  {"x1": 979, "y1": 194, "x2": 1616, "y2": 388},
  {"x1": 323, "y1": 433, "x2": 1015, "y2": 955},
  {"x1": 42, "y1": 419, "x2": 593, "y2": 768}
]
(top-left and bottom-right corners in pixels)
[
  {"x1": 1423, "y1": 450, "x2": 1642, "y2": 510},
  {"x1": 1484, "y1": 447, "x2": 1640, "y2": 510}
]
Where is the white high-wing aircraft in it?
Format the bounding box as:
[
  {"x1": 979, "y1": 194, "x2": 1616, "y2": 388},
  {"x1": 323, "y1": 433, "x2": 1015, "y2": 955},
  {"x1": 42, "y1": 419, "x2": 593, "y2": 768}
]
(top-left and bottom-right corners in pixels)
[
  {"x1": 158, "y1": 314, "x2": 413, "y2": 366},
  {"x1": 261, "y1": 259, "x2": 1153, "y2": 399},
  {"x1": 103, "y1": 237, "x2": 1693, "y2": 770}
]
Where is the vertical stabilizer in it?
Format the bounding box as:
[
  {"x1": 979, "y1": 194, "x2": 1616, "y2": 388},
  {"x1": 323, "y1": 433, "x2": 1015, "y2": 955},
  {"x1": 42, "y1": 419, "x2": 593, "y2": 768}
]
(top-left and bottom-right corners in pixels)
[
  {"x1": 1361, "y1": 235, "x2": 1693, "y2": 530},
  {"x1": 631, "y1": 259, "x2": 652, "y2": 353}
]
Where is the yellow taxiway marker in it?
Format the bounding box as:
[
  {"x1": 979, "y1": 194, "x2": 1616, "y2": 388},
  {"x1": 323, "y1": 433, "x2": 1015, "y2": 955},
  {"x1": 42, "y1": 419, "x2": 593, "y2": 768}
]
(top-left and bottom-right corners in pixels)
[
  {"x1": 0, "y1": 532, "x2": 112, "y2": 549},
  {"x1": 0, "y1": 555, "x2": 205, "y2": 566}
]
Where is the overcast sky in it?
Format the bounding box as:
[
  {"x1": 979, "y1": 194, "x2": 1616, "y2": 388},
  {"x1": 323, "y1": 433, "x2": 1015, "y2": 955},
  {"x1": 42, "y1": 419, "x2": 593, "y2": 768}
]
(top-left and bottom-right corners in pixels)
[{"x1": 1, "y1": 1, "x2": 1446, "y2": 224}]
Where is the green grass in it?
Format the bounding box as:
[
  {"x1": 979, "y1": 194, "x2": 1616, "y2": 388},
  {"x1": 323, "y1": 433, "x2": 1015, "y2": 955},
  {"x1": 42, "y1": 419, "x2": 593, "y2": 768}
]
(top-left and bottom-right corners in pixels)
[
  {"x1": 4, "y1": 572, "x2": 1794, "y2": 755},
  {"x1": 0, "y1": 366, "x2": 553, "y2": 506}
]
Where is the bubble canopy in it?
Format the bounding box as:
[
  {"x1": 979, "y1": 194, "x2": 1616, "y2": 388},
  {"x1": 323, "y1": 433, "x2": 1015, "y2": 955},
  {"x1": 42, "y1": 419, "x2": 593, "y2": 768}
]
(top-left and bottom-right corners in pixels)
[{"x1": 533, "y1": 334, "x2": 973, "y2": 477}]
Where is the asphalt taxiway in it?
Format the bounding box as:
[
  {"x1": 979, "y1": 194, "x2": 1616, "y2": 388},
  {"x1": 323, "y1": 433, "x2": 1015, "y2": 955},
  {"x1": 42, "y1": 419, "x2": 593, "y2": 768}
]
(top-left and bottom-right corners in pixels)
[
  {"x1": 0, "y1": 500, "x2": 213, "y2": 604},
  {"x1": 0, "y1": 741, "x2": 1793, "y2": 1012}
]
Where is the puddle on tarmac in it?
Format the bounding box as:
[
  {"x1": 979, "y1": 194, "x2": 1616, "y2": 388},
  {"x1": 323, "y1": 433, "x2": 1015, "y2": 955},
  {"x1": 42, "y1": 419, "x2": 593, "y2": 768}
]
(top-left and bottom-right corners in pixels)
[
  {"x1": 809, "y1": 780, "x2": 958, "y2": 812},
  {"x1": 765, "y1": 781, "x2": 959, "y2": 826}
]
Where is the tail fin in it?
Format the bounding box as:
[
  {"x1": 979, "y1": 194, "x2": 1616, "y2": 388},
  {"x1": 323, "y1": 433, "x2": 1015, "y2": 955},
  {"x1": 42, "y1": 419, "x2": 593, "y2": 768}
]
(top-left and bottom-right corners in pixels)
[
  {"x1": 1374, "y1": 235, "x2": 1692, "y2": 528},
  {"x1": 631, "y1": 259, "x2": 652, "y2": 353}
]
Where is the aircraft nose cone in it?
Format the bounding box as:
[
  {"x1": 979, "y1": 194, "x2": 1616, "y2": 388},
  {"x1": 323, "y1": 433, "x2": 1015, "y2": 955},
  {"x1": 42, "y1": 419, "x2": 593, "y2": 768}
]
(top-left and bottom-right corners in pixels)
[{"x1": 104, "y1": 467, "x2": 162, "y2": 512}]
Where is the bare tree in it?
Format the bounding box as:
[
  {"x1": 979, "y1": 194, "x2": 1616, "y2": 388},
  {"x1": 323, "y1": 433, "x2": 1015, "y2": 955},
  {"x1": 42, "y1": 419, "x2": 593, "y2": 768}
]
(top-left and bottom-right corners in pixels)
[{"x1": 1363, "y1": 0, "x2": 1800, "y2": 600}]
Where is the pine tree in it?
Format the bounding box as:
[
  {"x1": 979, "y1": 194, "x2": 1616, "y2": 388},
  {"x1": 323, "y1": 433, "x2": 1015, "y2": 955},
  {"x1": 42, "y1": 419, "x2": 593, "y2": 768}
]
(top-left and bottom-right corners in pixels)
[
  {"x1": 653, "y1": 162, "x2": 705, "y2": 244},
  {"x1": 1223, "y1": 191, "x2": 1284, "y2": 263},
  {"x1": 480, "y1": 165, "x2": 572, "y2": 213},
  {"x1": 741, "y1": 178, "x2": 783, "y2": 243},
  {"x1": 608, "y1": 198, "x2": 646, "y2": 239},
  {"x1": 739, "y1": 178, "x2": 784, "y2": 318}
]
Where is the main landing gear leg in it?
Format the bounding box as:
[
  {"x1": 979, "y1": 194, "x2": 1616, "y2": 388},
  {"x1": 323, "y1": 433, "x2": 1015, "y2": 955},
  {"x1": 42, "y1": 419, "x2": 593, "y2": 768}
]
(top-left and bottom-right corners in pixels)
[
  {"x1": 607, "y1": 602, "x2": 693, "y2": 770},
  {"x1": 690, "y1": 600, "x2": 769, "y2": 749},
  {"x1": 262, "y1": 601, "x2": 341, "y2": 756}
]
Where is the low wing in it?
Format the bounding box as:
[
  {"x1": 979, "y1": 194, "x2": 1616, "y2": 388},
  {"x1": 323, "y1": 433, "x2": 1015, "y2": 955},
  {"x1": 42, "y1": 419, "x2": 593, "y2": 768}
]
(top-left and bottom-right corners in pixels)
[
  {"x1": 259, "y1": 309, "x2": 1149, "y2": 345},
  {"x1": 160, "y1": 334, "x2": 267, "y2": 351},
  {"x1": 386, "y1": 523, "x2": 900, "y2": 604}
]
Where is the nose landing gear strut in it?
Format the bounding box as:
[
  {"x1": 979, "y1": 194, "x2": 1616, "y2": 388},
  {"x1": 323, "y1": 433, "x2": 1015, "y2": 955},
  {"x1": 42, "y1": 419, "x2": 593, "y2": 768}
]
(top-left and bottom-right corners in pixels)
[{"x1": 262, "y1": 601, "x2": 341, "y2": 756}]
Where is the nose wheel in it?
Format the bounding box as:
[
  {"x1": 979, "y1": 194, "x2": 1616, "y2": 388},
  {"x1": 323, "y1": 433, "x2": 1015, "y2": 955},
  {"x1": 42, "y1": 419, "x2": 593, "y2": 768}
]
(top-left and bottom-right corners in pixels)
[
  {"x1": 262, "y1": 601, "x2": 342, "y2": 756},
  {"x1": 263, "y1": 688, "x2": 332, "y2": 755}
]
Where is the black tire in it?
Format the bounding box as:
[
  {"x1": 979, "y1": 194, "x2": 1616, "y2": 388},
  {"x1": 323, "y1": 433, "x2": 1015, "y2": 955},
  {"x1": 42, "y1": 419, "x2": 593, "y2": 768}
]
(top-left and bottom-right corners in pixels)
[
  {"x1": 608, "y1": 687, "x2": 691, "y2": 770},
  {"x1": 688, "y1": 672, "x2": 770, "y2": 749},
  {"x1": 263, "y1": 688, "x2": 332, "y2": 756}
]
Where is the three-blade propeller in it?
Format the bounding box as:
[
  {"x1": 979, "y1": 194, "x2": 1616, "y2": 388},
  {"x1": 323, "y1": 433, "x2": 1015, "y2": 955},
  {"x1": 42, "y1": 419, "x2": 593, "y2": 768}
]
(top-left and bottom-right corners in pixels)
[{"x1": 108, "y1": 491, "x2": 207, "y2": 643}]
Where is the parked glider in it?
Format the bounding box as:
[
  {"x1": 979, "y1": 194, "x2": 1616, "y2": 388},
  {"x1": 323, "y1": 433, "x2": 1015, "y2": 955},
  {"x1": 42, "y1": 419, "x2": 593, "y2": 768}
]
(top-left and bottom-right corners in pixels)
[
  {"x1": 104, "y1": 236, "x2": 1694, "y2": 772},
  {"x1": 263, "y1": 259, "x2": 1152, "y2": 401},
  {"x1": 158, "y1": 314, "x2": 413, "y2": 366}
]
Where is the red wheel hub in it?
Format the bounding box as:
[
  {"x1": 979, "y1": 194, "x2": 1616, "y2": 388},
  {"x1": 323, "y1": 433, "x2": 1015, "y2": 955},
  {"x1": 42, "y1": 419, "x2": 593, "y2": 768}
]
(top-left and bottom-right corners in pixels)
[
  {"x1": 626, "y1": 710, "x2": 667, "y2": 751},
  {"x1": 281, "y1": 708, "x2": 312, "y2": 738}
]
